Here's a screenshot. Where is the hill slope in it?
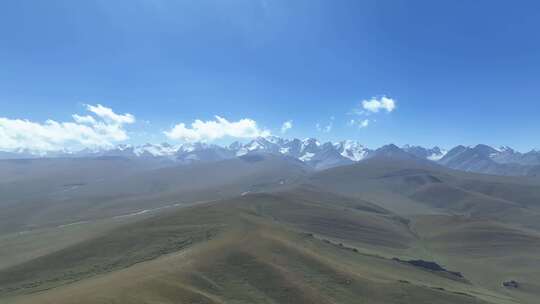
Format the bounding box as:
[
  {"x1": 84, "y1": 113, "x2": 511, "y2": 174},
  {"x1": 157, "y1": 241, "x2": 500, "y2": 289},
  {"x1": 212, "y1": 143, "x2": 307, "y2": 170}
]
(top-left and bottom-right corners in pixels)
[
  {"x1": 3, "y1": 191, "x2": 509, "y2": 304},
  {"x1": 0, "y1": 153, "x2": 309, "y2": 234},
  {"x1": 2, "y1": 159, "x2": 540, "y2": 303}
]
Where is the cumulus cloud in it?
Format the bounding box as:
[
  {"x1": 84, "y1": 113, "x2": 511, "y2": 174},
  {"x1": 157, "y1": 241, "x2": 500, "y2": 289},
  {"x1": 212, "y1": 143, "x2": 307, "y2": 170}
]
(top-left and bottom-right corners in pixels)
[
  {"x1": 280, "y1": 120, "x2": 293, "y2": 133},
  {"x1": 164, "y1": 116, "x2": 270, "y2": 142},
  {"x1": 86, "y1": 104, "x2": 135, "y2": 124},
  {"x1": 72, "y1": 114, "x2": 97, "y2": 124},
  {"x1": 361, "y1": 96, "x2": 396, "y2": 113},
  {"x1": 0, "y1": 104, "x2": 135, "y2": 152}
]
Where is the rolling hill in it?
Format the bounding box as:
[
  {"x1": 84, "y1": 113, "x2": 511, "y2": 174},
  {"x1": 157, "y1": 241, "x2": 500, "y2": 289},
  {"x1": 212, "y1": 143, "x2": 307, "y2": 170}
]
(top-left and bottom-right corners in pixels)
[
  {"x1": 1, "y1": 156, "x2": 540, "y2": 303},
  {"x1": 0, "y1": 153, "x2": 309, "y2": 234},
  {"x1": 0, "y1": 190, "x2": 513, "y2": 304}
]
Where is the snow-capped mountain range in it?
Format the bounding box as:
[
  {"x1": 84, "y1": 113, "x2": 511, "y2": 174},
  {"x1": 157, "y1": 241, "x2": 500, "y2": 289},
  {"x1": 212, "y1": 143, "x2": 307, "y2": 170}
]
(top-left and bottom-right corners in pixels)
[
  {"x1": 438, "y1": 144, "x2": 540, "y2": 176},
  {"x1": 1, "y1": 136, "x2": 539, "y2": 176}
]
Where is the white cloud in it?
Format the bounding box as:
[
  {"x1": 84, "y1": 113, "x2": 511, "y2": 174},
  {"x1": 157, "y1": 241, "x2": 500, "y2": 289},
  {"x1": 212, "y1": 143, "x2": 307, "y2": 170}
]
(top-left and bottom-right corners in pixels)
[
  {"x1": 280, "y1": 120, "x2": 293, "y2": 133},
  {"x1": 316, "y1": 122, "x2": 332, "y2": 133},
  {"x1": 164, "y1": 116, "x2": 270, "y2": 142},
  {"x1": 316, "y1": 116, "x2": 335, "y2": 133},
  {"x1": 0, "y1": 104, "x2": 135, "y2": 152},
  {"x1": 348, "y1": 119, "x2": 370, "y2": 128},
  {"x1": 86, "y1": 104, "x2": 135, "y2": 124},
  {"x1": 361, "y1": 96, "x2": 396, "y2": 113},
  {"x1": 72, "y1": 114, "x2": 96, "y2": 124}
]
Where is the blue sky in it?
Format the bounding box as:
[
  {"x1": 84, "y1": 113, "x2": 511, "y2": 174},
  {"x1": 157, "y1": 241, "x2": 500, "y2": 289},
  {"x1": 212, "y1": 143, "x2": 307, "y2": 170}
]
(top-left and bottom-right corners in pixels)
[{"x1": 1, "y1": 0, "x2": 539, "y2": 151}]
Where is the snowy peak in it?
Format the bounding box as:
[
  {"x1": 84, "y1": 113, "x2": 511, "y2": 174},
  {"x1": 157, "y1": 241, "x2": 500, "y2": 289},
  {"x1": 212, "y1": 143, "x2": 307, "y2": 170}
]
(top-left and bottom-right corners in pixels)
[
  {"x1": 334, "y1": 140, "x2": 370, "y2": 161},
  {"x1": 235, "y1": 137, "x2": 282, "y2": 156},
  {"x1": 1, "y1": 137, "x2": 538, "y2": 175},
  {"x1": 472, "y1": 144, "x2": 499, "y2": 156},
  {"x1": 437, "y1": 144, "x2": 540, "y2": 175},
  {"x1": 300, "y1": 138, "x2": 321, "y2": 153},
  {"x1": 134, "y1": 143, "x2": 179, "y2": 157},
  {"x1": 402, "y1": 145, "x2": 447, "y2": 161}
]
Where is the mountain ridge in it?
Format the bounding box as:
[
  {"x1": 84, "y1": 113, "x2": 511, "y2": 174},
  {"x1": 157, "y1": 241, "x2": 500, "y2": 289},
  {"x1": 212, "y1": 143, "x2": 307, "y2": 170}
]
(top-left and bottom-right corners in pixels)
[{"x1": 1, "y1": 136, "x2": 539, "y2": 176}]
